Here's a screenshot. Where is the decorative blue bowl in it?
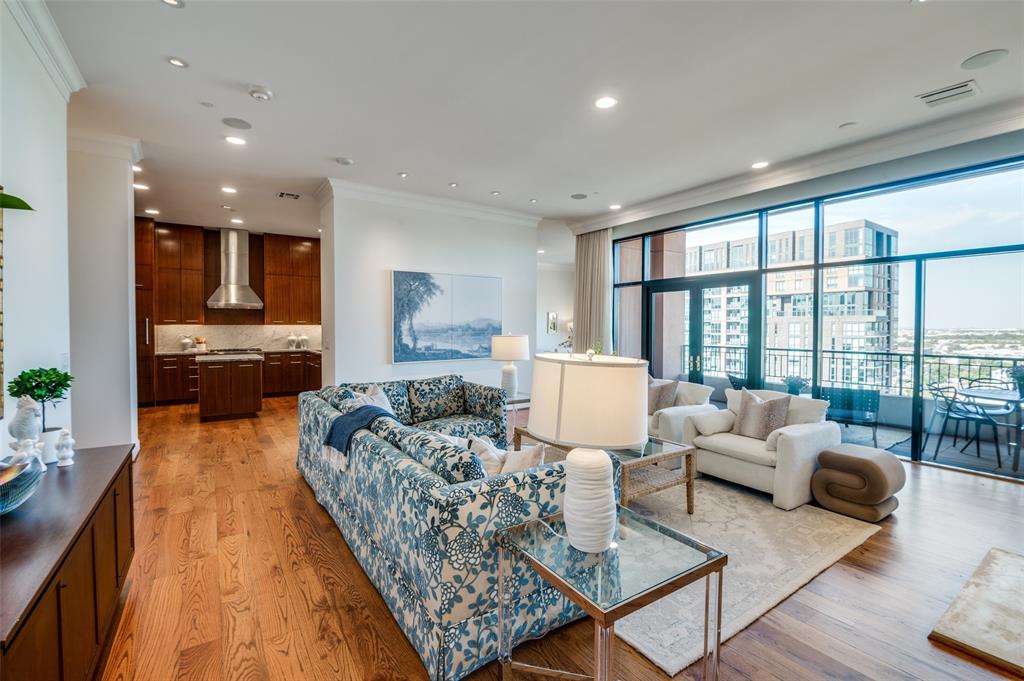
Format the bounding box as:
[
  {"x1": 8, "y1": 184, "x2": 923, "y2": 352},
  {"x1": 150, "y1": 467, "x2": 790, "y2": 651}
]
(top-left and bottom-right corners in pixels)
[{"x1": 0, "y1": 457, "x2": 46, "y2": 515}]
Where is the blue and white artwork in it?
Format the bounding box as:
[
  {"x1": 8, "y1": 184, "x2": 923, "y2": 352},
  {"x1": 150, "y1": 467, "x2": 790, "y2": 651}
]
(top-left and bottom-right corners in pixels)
[{"x1": 392, "y1": 270, "x2": 502, "y2": 363}]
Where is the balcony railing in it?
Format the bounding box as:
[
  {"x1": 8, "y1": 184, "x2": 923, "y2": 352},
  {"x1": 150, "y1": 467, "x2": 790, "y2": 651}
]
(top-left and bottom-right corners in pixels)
[{"x1": 683, "y1": 344, "x2": 1023, "y2": 395}]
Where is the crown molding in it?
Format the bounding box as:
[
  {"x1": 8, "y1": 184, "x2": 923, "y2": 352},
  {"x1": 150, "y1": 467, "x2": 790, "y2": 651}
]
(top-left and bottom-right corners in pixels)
[
  {"x1": 5, "y1": 0, "x2": 86, "y2": 102},
  {"x1": 312, "y1": 179, "x2": 334, "y2": 207},
  {"x1": 69, "y1": 130, "x2": 143, "y2": 163},
  {"x1": 572, "y1": 98, "x2": 1024, "y2": 235},
  {"x1": 325, "y1": 178, "x2": 541, "y2": 229}
]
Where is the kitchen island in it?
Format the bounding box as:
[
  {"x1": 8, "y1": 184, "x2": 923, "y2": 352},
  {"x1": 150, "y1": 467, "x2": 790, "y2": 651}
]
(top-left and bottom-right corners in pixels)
[{"x1": 197, "y1": 353, "x2": 263, "y2": 420}]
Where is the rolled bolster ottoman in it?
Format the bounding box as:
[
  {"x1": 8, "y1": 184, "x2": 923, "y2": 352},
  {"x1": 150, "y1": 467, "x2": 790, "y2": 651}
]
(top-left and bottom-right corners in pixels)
[{"x1": 811, "y1": 443, "x2": 906, "y2": 522}]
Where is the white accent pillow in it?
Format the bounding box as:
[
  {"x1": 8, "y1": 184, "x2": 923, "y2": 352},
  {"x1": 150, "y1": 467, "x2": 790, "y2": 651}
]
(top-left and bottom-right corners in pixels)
[
  {"x1": 501, "y1": 444, "x2": 544, "y2": 474},
  {"x1": 360, "y1": 384, "x2": 394, "y2": 414},
  {"x1": 689, "y1": 410, "x2": 735, "y2": 436},
  {"x1": 470, "y1": 436, "x2": 506, "y2": 476},
  {"x1": 675, "y1": 381, "x2": 714, "y2": 406},
  {"x1": 724, "y1": 388, "x2": 827, "y2": 425}
]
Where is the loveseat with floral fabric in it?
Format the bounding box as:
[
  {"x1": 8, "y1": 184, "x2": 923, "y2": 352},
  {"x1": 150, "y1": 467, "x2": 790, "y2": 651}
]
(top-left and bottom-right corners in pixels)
[
  {"x1": 323, "y1": 373, "x2": 508, "y2": 448},
  {"x1": 297, "y1": 388, "x2": 621, "y2": 680}
]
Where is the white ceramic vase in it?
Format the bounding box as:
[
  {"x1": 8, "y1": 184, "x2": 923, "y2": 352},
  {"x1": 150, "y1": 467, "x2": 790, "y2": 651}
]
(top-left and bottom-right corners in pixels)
[
  {"x1": 563, "y1": 448, "x2": 616, "y2": 553},
  {"x1": 39, "y1": 428, "x2": 61, "y2": 465}
]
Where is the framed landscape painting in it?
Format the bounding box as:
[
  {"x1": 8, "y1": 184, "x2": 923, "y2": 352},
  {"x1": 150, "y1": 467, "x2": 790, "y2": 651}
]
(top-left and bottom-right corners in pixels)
[{"x1": 392, "y1": 270, "x2": 502, "y2": 363}]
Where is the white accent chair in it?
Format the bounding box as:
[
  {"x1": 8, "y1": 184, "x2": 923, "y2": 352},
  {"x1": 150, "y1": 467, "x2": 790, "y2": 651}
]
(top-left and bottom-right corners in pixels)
[
  {"x1": 681, "y1": 389, "x2": 841, "y2": 510},
  {"x1": 648, "y1": 381, "x2": 719, "y2": 443}
]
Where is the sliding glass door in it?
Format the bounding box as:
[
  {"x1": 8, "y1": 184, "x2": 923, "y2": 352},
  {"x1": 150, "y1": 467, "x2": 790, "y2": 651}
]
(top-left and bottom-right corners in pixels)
[{"x1": 648, "y1": 274, "x2": 760, "y2": 389}]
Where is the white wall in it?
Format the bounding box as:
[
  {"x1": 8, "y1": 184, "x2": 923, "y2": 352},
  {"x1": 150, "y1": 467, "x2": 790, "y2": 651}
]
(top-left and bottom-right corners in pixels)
[
  {"x1": 536, "y1": 264, "x2": 574, "y2": 352},
  {"x1": 321, "y1": 180, "x2": 539, "y2": 389},
  {"x1": 67, "y1": 132, "x2": 138, "y2": 450},
  {"x1": 1, "y1": 2, "x2": 81, "y2": 442}
]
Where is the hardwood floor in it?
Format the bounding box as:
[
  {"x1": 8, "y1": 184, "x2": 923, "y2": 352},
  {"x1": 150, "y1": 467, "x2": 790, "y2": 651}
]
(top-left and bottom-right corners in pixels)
[{"x1": 100, "y1": 397, "x2": 1024, "y2": 681}]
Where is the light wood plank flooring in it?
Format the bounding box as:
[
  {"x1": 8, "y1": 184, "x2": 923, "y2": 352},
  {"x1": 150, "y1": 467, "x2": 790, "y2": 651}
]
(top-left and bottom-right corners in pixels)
[{"x1": 99, "y1": 397, "x2": 1023, "y2": 681}]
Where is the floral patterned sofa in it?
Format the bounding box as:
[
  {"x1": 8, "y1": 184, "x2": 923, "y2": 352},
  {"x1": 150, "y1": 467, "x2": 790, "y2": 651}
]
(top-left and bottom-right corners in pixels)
[
  {"x1": 325, "y1": 373, "x2": 508, "y2": 448},
  {"x1": 297, "y1": 388, "x2": 621, "y2": 680}
]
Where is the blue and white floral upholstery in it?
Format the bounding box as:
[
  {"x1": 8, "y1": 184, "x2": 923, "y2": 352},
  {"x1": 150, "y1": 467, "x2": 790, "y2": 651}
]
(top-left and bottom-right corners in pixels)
[
  {"x1": 374, "y1": 417, "x2": 487, "y2": 484},
  {"x1": 297, "y1": 391, "x2": 620, "y2": 680},
  {"x1": 325, "y1": 375, "x2": 508, "y2": 448}
]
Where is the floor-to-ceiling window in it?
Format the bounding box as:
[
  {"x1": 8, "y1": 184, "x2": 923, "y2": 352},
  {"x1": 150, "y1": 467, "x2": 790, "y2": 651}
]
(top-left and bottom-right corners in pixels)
[{"x1": 612, "y1": 157, "x2": 1024, "y2": 479}]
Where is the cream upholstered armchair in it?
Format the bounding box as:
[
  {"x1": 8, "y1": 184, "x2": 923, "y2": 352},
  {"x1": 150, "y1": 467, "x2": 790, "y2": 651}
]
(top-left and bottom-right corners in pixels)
[{"x1": 648, "y1": 380, "x2": 718, "y2": 443}]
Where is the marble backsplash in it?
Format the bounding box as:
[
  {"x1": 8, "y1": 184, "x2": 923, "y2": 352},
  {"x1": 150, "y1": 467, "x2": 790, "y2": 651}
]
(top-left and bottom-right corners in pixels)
[{"x1": 156, "y1": 325, "x2": 322, "y2": 353}]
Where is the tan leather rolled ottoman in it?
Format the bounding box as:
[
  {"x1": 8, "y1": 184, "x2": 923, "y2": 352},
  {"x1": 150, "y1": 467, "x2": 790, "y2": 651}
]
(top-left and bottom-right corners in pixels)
[{"x1": 811, "y1": 443, "x2": 906, "y2": 522}]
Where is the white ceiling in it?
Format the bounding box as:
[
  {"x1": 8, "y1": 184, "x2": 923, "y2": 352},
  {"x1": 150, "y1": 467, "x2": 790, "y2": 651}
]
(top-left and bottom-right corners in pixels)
[{"x1": 50, "y1": 0, "x2": 1024, "y2": 248}]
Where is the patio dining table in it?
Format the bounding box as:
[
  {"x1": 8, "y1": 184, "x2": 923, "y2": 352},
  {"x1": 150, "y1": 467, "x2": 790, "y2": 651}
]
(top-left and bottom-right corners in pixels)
[{"x1": 959, "y1": 387, "x2": 1024, "y2": 472}]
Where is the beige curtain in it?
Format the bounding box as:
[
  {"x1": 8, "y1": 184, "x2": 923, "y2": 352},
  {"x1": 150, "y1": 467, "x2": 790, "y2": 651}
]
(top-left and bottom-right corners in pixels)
[{"x1": 573, "y1": 228, "x2": 613, "y2": 353}]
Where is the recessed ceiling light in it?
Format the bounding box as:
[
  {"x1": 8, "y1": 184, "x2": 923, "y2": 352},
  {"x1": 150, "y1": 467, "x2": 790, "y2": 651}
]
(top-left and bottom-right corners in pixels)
[
  {"x1": 133, "y1": 183, "x2": 149, "y2": 190},
  {"x1": 529, "y1": 198, "x2": 538, "y2": 203},
  {"x1": 537, "y1": 250, "x2": 546, "y2": 254},
  {"x1": 961, "y1": 49, "x2": 1009, "y2": 70},
  {"x1": 224, "y1": 136, "x2": 247, "y2": 145},
  {"x1": 167, "y1": 57, "x2": 188, "y2": 68},
  {"x1": 248, "y1": 86, "x2": 273, "y2": 102},
  {"x1": 448, "y1": 182, "x2": 458, "y2": 188},
  {"x1": 161, "y1": 0, "x2": 185, "y2": 7},
  {"x1": 594, "y1": 96, "x2": 618, "y2": 109},
  {"x1": 570, "y1": 193, "x2": 587, "y2": 200},
  {"x1": 490, "y1": 190, "x2": 501, "y2": 196},
  {"x1": 317, "y1": 228, "x2": 323, "y2": 233},
  {"x1": 144, "y1": 209, "x2": 160, "y2": 215},
  {"x1": 132, "y1": 165, "x2": 142, "y2": 172},
  {"x1": 200, "y1": 101, "x2": 214, "y2": 108},
  {"x1": 222, "y1": 117, "x2": 252, "y2": 130},
  {"x1": 609, "y1": 204, "x2": 622, "y2": 210},
  {"x1": 397, "y1": 172, "x2": 409, "y2": 178},
  {"x1": 336, "y1": 157, "x2": 355, "y2": 166},
  {"x1": 751, "y1": 161, "x2": 770, "y2": 169},
  {"x1": 231, "y1": 218, "x2": 244, "y2": 224},
  {"x1": 221, "y1": 186, "x2": 237, "y2": 194},
  {"x1": 838, "y1": 121, "x2": 858, "y2": 129},
  {"x1": 221, "y1": 205, "x2": 234, "y2": 211}
]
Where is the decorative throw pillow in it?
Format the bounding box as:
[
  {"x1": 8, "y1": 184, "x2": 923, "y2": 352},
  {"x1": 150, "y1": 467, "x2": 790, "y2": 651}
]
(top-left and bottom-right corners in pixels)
[
  {"x1": 398, "y1": 427, "x2": 485, "y2": 484},
  {"x1": 469, "y1": 436, "x2": 506, "y2": 476},
  {"x1": 731, "y1": 389, "x2": 791, "y2": 440},
  {"x1": 408, "y1": 374, "x2": 465, "y2": 423},
  {"x1": 690, "y1": 410, "x2": 736, "y2": 436},
  {"x1": 333, "y1": 393, "x2": 375, "y2": 416},
  {"x1": 647, "y1": 379, "x2": 679, "y2": 415},
  {"x1": 358, "y1": 384, "x2": 394, "y2": 414},
  {"x1": 319, "y1": 385, "x2": 356, "y2": 409},
  {"x1": 337, "y1": 380, "x2": 413, "y2": 424},
  {"x1": 501, "y1": 444, "x2": 544, "y2": 474}
]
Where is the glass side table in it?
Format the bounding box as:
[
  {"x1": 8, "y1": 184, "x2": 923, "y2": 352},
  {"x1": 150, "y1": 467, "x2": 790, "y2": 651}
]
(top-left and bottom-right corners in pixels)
[{"x1": 497, "y1": 506, "x2": 727, "y2": 680}]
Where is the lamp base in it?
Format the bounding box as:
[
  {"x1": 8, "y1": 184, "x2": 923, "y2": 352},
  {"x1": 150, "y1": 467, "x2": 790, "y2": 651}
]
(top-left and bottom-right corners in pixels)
[
  {"x1": 501, "y1": 362, "x2": 518, "y2": 396},
  {"x1": 563, "y1": 447, "x2": 616, "y2": 553}
]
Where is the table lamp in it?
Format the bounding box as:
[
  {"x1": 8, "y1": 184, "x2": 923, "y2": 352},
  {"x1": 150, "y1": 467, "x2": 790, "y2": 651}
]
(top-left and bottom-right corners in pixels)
[
  {"x1": 527, "y1": 352, "x2": 648, "y2": 552},
  {"x1": 491, "y1": 334, "x2": 530, "y2": 396}
]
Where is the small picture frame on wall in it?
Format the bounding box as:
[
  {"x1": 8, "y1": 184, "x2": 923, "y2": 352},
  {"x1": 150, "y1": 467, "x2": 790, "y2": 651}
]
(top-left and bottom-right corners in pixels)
[{"x1": 546, "y1": 312, "x2": 558, "y2": 335}]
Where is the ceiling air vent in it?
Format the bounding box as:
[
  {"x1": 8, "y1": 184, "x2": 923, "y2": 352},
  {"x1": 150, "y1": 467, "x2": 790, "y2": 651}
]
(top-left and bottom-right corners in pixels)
[
  {"x1": 916, "y1": 80, "x2": 978, "y2": 108},
  {"x1": 277, "y1": 191, "x2": 301, "y2": 200}
]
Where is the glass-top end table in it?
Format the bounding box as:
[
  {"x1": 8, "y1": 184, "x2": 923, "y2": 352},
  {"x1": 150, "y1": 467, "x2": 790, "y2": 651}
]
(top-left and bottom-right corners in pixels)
[{"x1": 497, "y1": 506, "x2": 727, "y2": 681}]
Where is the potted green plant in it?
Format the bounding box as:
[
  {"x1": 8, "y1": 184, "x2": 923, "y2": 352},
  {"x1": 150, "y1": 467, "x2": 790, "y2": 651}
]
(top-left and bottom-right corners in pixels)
[
  {"x1": 7, "y1": 368, "x2": 73, "y2": 463},
  {"x1": 783, "y1": 375, "x2": 809, "y2": 396},
  {"x1": 1010, "y1": 366, "x2": 1024, "y2": 399}
]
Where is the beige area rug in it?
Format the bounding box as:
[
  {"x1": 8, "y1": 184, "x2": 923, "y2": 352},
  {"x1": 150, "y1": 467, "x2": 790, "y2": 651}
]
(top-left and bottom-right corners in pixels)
[
  {"x1": 929, "y1": 547, "x2": 1024, "y2": 677},
  {"x1": 617, "y1": 478, "x2": 879, "y2": 676}
]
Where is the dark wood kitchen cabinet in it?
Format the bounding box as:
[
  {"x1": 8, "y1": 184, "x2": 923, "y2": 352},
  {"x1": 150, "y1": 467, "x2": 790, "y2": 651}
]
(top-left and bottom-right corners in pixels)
[
  {"x1": 263, "y1": 234, "x2": 320, "y2": 325},
  {"x1": 154, "y1": 223, "x2": 205, "y2": 325},
  {"x1": 1, "y1": 446, "x2": 134, "y2": 681},
  {"x1": 263, "y1": 351, "x2": 318, "y2": 395},
  {"x1": 305, "y1": 353, "x2": 322, "y2": 391},
  {"x1": 136, "y1": 218, "x2": 156, "y2": 405},
  {"x1": 155, "y1": 355, "x2": 198, "y2": 403},
  {"x1": 199, "y1": 360, "x2": 263, "y2": 419}
]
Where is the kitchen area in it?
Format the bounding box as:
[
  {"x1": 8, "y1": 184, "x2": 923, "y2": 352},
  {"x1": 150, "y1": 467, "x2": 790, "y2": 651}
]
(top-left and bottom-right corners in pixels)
[{"x1": 135, "y1": 219, "x2": 322, "y2": 420}]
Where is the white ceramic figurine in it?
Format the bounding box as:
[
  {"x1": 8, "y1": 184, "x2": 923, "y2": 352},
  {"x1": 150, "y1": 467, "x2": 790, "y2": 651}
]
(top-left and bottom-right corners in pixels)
[
  {"x1": 55, "y1": 429, "x2": 76, "y2": 467},
  {"x1": 7, "y1": 396, "x2": 42, "y2": 442}
]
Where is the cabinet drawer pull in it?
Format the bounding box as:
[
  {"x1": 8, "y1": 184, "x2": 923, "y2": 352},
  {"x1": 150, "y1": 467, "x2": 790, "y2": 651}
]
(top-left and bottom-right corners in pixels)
[
  {"x1": 163, "y1": 319, "x2": 177, "y2": 323},
  {"x1": 238, "y1": 364, "x2": 254, "y2": 368}
]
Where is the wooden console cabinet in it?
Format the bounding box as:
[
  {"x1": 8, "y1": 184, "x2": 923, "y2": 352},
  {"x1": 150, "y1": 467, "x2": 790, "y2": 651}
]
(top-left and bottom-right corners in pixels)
[{"x1": 1, "y1": 445, "x2": 134, "y2": 681}]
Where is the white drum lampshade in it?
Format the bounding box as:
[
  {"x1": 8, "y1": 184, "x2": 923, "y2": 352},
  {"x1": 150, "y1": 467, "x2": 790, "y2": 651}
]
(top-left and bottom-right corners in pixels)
[
  {"x1": 527, "y1": 352, "x2": 649, "y2": 552},
  {"x1": 491, "y1": 334, "x2": 530, "y2": 396}
]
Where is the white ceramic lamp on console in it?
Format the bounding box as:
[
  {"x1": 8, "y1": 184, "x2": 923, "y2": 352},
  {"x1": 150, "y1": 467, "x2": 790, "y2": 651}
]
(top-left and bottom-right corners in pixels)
[
  {"x1": 528, "y1": 352, "x2": 648, "y2": 553},
  {"x1": 491, "y1": 334, "x2": 530, "y2": 396}
]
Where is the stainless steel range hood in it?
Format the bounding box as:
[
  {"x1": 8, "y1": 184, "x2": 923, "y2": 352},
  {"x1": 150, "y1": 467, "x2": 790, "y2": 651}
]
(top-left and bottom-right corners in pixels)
[{"x1": 206, "y1": 229, "x2": 264, "y2": 309}]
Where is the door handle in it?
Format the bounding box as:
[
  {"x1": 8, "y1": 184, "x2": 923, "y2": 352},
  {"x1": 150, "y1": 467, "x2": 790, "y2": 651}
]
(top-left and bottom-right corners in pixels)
[
  {"x1": 145, "y1": 318, "x2": 150, "y2": 345},
  {"x1": 695, "y1": 355, "x2": 701, "y2": 371}
]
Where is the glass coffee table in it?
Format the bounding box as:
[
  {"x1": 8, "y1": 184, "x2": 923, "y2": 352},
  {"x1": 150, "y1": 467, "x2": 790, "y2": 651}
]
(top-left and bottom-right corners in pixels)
[{"x1": 497, "y1": 506, "x2": 727, "y2": 680}]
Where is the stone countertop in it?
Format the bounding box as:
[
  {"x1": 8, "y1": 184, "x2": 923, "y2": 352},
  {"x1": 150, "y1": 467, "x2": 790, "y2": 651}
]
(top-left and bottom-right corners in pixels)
[
  {"x1": 195, "y1": 353, "x2": 264, "y2": 363},
  {"x1": 156, "y1": 348, "x2": 321, "y2": 356}
]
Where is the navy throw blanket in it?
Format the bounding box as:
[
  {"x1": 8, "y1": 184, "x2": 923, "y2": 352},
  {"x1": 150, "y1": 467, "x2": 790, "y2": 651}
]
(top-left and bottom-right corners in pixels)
[{"x1": 325, "y1": 405, "x2": 396, "y2": 456}]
